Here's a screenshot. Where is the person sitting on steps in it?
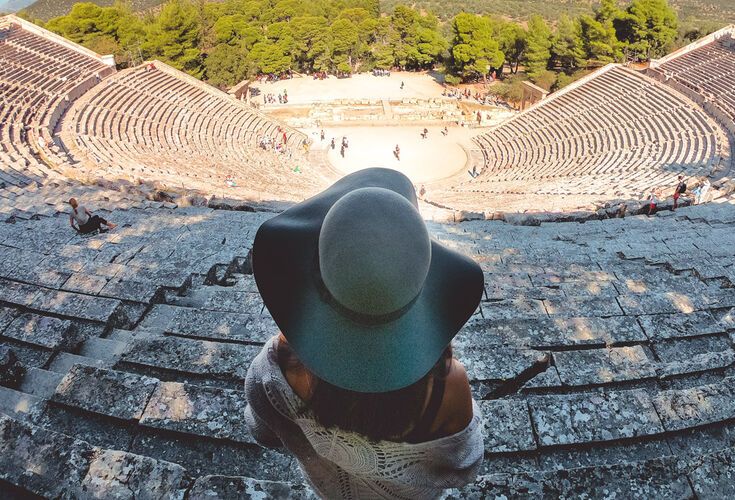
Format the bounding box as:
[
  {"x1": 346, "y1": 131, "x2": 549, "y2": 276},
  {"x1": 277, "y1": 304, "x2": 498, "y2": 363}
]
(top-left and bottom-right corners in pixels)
[
  {"x1": 68, "y1": 198, "x2": 117, "y2": 234},
  {"x1": 244, "y1": 168, "x2": 485, "y2": 499}
]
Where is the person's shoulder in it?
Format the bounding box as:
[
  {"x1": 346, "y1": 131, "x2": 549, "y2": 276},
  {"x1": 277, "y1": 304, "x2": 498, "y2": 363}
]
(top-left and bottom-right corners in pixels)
[{"x1": 437, "y1": 359, "x2": 473, "y2": 435}]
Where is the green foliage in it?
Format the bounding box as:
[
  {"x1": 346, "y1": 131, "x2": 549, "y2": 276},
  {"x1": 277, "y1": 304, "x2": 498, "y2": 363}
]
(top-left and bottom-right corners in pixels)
[
  {"x1": 550, "y1": 14, "x2": 585, "y2": 72},
  {"x1": 615, "y1": 0, "x2": 678, "y2": 58},
  {"x1": 204, "y1": 42, "x2": 249, "y2": 87},
  {"x1": 448, "y1": 13, "x2": 504, "y2": 81},
  {"x1": 141, "y1": 0, "x2": 202, "y2": 77},
  {"x1": 496, "y1": 20, "x2": 527, "y2": 74},
  {"x1": 578, "y1": 14, "x2": 622, "y2": 64},
  {"x1": 37, "y1": 0, "x2": 699, "y2": 89},
  {"x1": 524, "y1": 14, "x2": 552, "y2": 81}
]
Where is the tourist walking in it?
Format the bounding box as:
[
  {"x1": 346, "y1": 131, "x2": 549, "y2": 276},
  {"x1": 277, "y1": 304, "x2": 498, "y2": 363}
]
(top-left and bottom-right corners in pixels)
[
  {"x1": 68, "y1": 198, "x2": 117, "y2": 234},
  {"x1": 648, "y1": 189, "x2": 658, "y2": 216},
  {"x1": 330, "y1": 137, "x2": 335, "y2": 150},
  {"x1": 320, "y1": 130, "x2": 325, "y2": 141},
  {"x1": 394, "y1": 144, "x2": 401, "y2": 161},
  {"x1": 245, "y1": 168, "x2": 485, "y2": 499},
  {"x1": 699, "y1": 178, "x2": 711, "y2": 204},
  {"x1": 673, "y1": 176, "x2": 686, "y2": 210},
  {"x1": 422, "y1": 128, "x2": 428, "y2": 139},
  {"x1": 340, "y1": 144, "x2": 345, "y2": 158}
]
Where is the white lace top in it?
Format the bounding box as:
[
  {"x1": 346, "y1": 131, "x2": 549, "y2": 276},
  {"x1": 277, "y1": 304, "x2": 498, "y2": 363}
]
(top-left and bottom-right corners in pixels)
[{"x1": 244, "y1": 336, "x2": 484, "y2": 499}]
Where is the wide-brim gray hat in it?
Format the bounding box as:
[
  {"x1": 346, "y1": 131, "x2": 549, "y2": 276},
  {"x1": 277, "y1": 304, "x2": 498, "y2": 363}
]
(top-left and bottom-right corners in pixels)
[{"x1": 252, "y1": 168, "x2": 483, "y2": 393}]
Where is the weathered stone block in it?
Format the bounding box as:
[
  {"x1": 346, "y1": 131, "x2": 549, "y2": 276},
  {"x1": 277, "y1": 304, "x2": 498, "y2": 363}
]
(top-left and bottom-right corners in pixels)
[
  {"x1": 638, "y1": 311, "x2": 724, "y2": 340},
  {"x1": 121, "y1": 336, "x2": 259, "y2": 380},
  {"x1": 140, "y1": 381, "x2": 255, "y2": 444},
  {"x1": 652, "y1": 378, "x2": 735, "y2": 432},
  {"x1": 81, "y1": 449, "x2": 188, "y2": 500},
  {"x1": 545, "y1": 296, "x2": 623, "y2": 318},
  {"x1": 3, "y1": 313, "x2": 77, "y2": 350},
  {"x1": 686, "y1": 447, "x2": 735, "y2": 499},
  {"x1": 166, "y1": 308, "x2": 254, "y2": 343},
  {"x1": 478, "y1": 399, "x2": 536, "y2": 453},
  {"x1": 189, "y1": 475, "x2": 316, "y2": 500},
  {"x1": 529, "y1": 390, "x2": 664, "y2": 446},
  {"x1": 554, "y1": 346, "x2": 657, "y2": 386},
  {"x1": 0, "y1": 415, "x2": 93, "y2": 498},
  {"x1": 0, "y1": 345, "x2": 23, "y2": 387},
  {"x1": 33, "y1": 288, "x2": 122, "y2": 323},
  {"x1": 53, "y1": 365, "x2": 159, "y2": 420}
]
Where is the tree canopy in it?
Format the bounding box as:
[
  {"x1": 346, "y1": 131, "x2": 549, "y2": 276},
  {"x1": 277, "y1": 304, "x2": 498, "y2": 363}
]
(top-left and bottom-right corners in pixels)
[{"x1": 39, "y1": 0, "x2": 694, "y2": 88}]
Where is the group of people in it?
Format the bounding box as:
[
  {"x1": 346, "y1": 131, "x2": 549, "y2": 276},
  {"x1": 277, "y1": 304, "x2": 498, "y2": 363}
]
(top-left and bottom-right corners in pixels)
[
  {"x1": 256, "y1": 72, "x2": 293, "y2": 83},
  {"x1": 372, "y1": 69, "x2": 391, "y2": 77},
  {"x1": 648, "y1": 175, "x2": 712, "y2": 215},
  {"x1": 263, "y1": 90, "x2": 289, "y2": 105}
]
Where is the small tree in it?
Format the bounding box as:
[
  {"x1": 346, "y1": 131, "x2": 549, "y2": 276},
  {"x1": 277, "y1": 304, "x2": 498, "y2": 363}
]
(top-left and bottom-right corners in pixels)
[
  {"x1": 524, "y1": 14, "x2": 552, "y2": 81},
  {"x1": 448, "y1": 13, "x2": 504, "y2": 82}
]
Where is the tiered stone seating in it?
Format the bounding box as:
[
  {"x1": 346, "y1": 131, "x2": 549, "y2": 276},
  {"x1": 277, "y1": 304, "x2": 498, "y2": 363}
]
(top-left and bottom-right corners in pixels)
[
  {"x1": 61, "y1": 61, "x2": 337, "y2": 203},
  {"x1": 651, "y1": 27, "x2": 735, "y2": 134},
  {"x1": 0, "y1": 17, "x2": 114, "y2": 193},
  {"x1": 1, "y1": 198, "x2": 735, "y2": 496},
  {"x1": 429, "y1": 65, "x2": 728, "y2": 213}
]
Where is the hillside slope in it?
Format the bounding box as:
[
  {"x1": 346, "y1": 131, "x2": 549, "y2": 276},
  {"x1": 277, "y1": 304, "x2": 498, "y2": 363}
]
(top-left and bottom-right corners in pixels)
[
  {"x1": 0, "y1": 0, "x2": 35, "y2": 13},
  {"x1": 22, "y1": 0, "x2": 163, "y2": 20}
]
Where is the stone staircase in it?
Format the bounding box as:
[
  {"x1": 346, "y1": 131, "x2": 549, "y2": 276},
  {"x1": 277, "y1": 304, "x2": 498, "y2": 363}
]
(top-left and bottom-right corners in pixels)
[{"x1": 1, "y1": 203, "x2": 735, "y2": 497}]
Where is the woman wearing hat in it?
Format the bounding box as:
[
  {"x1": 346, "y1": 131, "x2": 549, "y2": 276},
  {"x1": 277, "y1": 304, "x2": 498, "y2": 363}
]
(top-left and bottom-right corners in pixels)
[{"x1": 244, "y1": 168, "x2": 485, "y2": 498}]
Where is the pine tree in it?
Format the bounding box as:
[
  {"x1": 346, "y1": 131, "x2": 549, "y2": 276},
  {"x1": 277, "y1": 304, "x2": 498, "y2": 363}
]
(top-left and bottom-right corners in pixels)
[{"x1": 524, "y1": 14, "x2": 552, "y2": 80}]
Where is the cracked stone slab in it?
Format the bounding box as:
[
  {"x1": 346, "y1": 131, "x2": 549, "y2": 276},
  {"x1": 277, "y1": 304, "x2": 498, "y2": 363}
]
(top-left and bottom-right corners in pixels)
[
  {"x1": 120, "y1": 335, "x2": 259, "y2": 380},
  {"x1": 542, "y1": 455, "x2": 692, "y2": 498},
  {"x1": 166, "y1": 307, "x2": 256, "y2": 343},
  {"x1": 0, "y1": 306, "x2": 20, "y2": 333},
  {"x1": 189, "y1": 475, "x2": 316, "y2": 499},
  {"x1": 140, "y1": 381, "x2": 255, "y2": 444},
  {"x1": 81, "y1": 449, "x2": 188, "y2": 500},
  {"x1": 52, "y1": 365, "x2": 159, "y2": 421},
  {"x1": 100, "y1": 277, "x2": 160, "y2": 303},
  {"x1": 557, "y1": 280, "x2": 619, "y2": 297},
  {"x1": 656, "y1": 350, "x2": 735, "y2": 378},
  {"x1": 442, "y1": 472, "x2": 544, "y2": 499},
  {"x1": 202, "y1": 290, "x2": 263, "y2": 314},
  {"x1": 62, "y1": 273, "x2": 109, "y2": 295},
  {"x1": 686, "y1": 446, "x2": 735, "y2": 498},
  {"x1": 638, "y1": 311, "x2": 724, "y2": 340},
  {"x1": 617, "y1": 293, "x2": 705, "y2": 315},
  {"x1": 480, "y1": 298, "x2": 547, "y2": 321},
  {"x1": 477, "y1": 399, "x2": 536, "y2": 453},
  {"x1": 454, "y1": 343, "x2": 548, "y2": 383},
  {"x1": 545, "y1": 296, "x2": 624, "y2": 318},
  {"x1": 131, "y1": 429, "x2": 294, "y2": 481},
  {"x1": 0, "y1": 415, "x2": 93, "y2": 498},
  {"x1": 529, "y1": 389, "x2": 664, "y2": 446},
  {"x1": 458, "y1": 316, "x2": 646, "y2": 349},
  {"x1": 652, "y1": 378, "x2": 735, "y2": 432},
  {"x1": 553, "y1": 346, "x2": 657, "y2": 386},
  {"x1": 2, "y1": 313, "x2": 79, "y2": 350},
  {"x1": 530, "y1": 271, "x2": 616, "y2": 287},
  {"x1": 33, "y1": 288, "x2": 122, "y2": 323},
  {"x1": 522, "y1": 366, "x2": 563, "y2": 389},
  {"x1": 0, "y1": 278, "x2": 42, "y2": 307}
]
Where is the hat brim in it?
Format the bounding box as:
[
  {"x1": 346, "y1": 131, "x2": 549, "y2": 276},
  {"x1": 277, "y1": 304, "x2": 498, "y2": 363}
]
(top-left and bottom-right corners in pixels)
[{"x1": 252, "y1": 168, "x2": 484, "y2": 393}]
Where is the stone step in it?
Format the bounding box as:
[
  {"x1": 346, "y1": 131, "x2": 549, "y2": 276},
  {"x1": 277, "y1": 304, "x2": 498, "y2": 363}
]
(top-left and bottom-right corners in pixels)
[
  {"x1": 0, "y1": 385, "x2": 42, "y2": 421},
  {"x1": 78, "y1": 337, "x2": 129, "y2": 361},
  {"x1": 18, "y1": 367, "x2": 64, "y2": 398},
  {"x1": 47, "y1": 352, "x2": 111, "y2": 374}
]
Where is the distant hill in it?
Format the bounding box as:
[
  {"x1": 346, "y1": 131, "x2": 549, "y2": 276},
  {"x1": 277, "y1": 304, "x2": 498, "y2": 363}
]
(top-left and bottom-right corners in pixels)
[
  {"x1": 379, "y1": 0, "x2": 735, "y2": 23},
  {"x1": 21, "y1": 0, "x2": 164, "y2": 21},
  {"x1": 0, "y1": 0, "x2": 36, "y2": 13}
]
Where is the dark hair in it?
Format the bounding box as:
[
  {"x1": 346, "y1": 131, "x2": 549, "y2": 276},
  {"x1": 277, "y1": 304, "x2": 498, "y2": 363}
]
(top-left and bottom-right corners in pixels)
[{"x1": 277, "y1": 337, "x2": 452, "y2": 442}]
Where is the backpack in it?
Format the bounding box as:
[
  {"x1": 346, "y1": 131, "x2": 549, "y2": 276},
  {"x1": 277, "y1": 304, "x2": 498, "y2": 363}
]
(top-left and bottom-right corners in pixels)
[{"x1": 678, "y1": 182, "x2": 687, "y2": 194}]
